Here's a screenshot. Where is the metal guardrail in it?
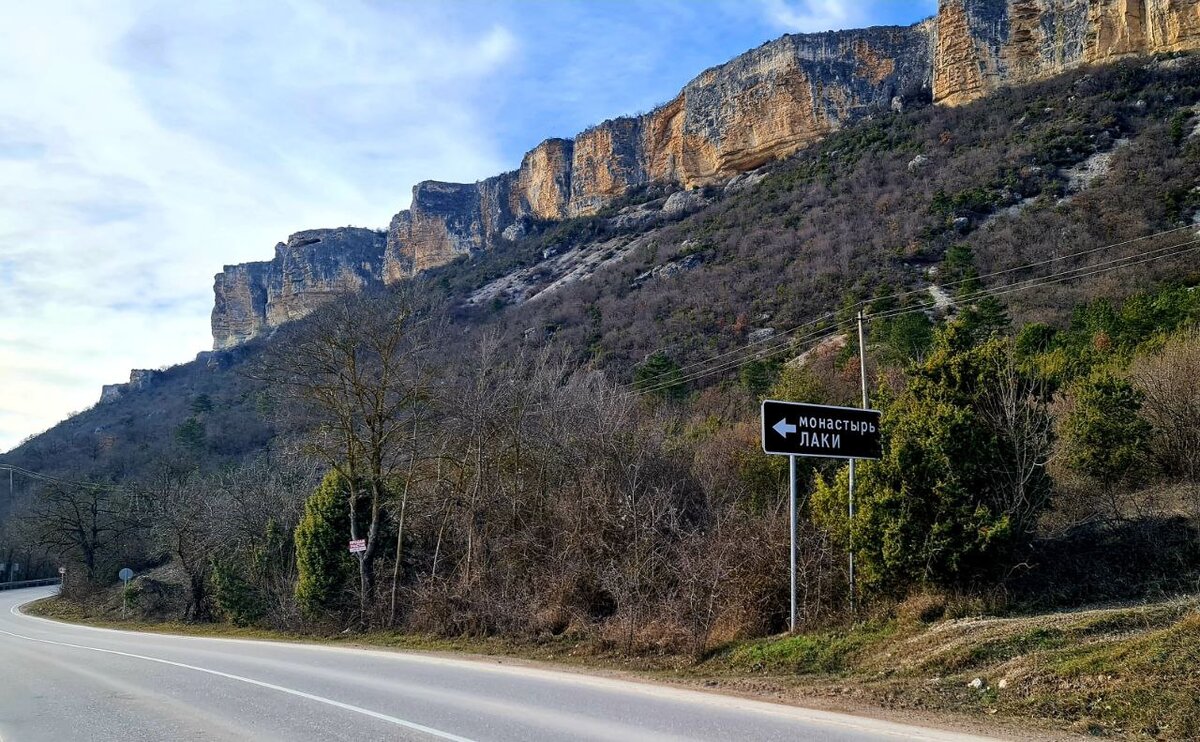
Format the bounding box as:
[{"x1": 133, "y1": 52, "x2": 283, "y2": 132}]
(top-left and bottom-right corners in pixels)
[{"x1": 0, "y1": 578, "x2": 62, "y2": 591}]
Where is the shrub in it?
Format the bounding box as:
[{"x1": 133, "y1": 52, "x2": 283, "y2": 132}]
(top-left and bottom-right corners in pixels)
[
  {"x1": 813, "y1": 329, "x2": 1052, "y2": 596},
  {"x1": 1061, "y1": 369, "x2": 1152, "y2": 487},
  {"x1": 294, "y1": 472, "x2": 353, "y2": 619},
  {"x1": 211, "y1": 558, "x2": 263, "y2": 627}
]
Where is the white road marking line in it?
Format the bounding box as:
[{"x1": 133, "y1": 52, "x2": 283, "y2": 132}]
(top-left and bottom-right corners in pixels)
[
  {"x1": 0, "y1": 624, "x2": 474, "y2": 742},
  {"x1": 6, "y1": 591, "x2": 994, "y2": 741}
]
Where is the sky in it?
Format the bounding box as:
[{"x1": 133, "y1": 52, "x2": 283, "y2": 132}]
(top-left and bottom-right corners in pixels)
[{"x1": 0, "y1": 0, "x2": 936, "y2": 452}]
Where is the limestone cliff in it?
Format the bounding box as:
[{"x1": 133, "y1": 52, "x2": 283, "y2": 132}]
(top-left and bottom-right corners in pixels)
[
  {"x1": 376, "y1": 24, "x2": 933, "y2": 283},
  {"x1": 212, "y1": 0, "x2": 1200, "y2": 346},
  {"x1": 933, "y1": 0, "x2": 1200, "y2": 106},
  {"x1": 212, "y1": 227, "x2": 385, "y2": 350}
]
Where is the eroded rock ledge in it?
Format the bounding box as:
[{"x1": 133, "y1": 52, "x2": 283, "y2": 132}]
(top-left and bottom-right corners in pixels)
[{"x1": 211, "y1": 0, "x2": 1200, "y2": 349}]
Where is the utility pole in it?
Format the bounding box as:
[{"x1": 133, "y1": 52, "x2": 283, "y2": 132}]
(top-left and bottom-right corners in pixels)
[{"x1": 849, "y1": 310, "x2": 869, "y2": 616}]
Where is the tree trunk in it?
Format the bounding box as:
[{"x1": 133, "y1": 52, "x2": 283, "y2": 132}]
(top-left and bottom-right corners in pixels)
[{"x1": 388, "y1": 493, "x2": 407, "y2": 627}]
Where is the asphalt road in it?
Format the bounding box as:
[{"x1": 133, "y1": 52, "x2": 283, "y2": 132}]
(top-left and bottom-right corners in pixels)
[{"x1": 0, "y1": 587, "x2": 997, "y2": 742}]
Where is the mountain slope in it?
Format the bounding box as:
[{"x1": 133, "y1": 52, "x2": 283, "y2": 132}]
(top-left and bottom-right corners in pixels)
[
  {"x1": 6, "y1": 54, "x2": 1200, "y2": 496},
  {"x1": 208, "y1": 0, "x2": 1200, "y2": 350}
]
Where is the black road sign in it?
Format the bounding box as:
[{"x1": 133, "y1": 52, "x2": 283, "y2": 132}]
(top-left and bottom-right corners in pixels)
[{"x1": 761, "y1": 399, "x2": 882, "y2": 460}]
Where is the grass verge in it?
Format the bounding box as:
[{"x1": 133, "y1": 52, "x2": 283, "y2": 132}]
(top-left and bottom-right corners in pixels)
[{"x1": 25, "y1": 594, "x2": 1200, "y2": 739}]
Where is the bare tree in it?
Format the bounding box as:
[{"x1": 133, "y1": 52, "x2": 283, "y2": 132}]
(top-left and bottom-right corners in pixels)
[
  {"x1": 1130, "y1": 331, "x2": 1200, "y2": 484},
  {"x1": 26, "y1": 482, "x2": 140, "y2": 582},
  {"x1": 979, "y1": 346, "x2": 1055, "y2": 538},
  {"x1": 252, "y1": 291, "x2": 438, "y2": 624},
  {"x1": 144, "y1": 469, "x2": 223, "y2": 620}
]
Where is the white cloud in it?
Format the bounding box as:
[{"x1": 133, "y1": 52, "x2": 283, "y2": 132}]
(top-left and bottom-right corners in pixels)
[
  {"x1": 0, "y1": 0, "x2": 938, "y2": 453},
  {"x1": 756, "y1": 0, "x2": 936, "y2": 33},
  {"x1": 760, "y1": 0, "x2": 860, "y2": 32},
  {"x1": 0, "y1": 0, "x2": 515, "y2": 450}
]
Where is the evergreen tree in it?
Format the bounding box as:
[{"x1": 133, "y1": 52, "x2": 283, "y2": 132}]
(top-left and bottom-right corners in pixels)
[
  {"x1": 813, "y1": 326, "x2": 1052, "y2": 595},
  {"x1": 1062, "y1": 370, "x2": 1152, "y2": 487},
  {"x1": 174, "y1": 417, "x2": 206, "y2": 453},
  {"x1": 211, "y1": 558, "x2": 263, "y2": 627},
  {"x1": 634, "y1": 352, "x2": 687, "y2": 400},
  {"x1": 738, "y1": 359, "x2": 778, "y2": 397},
  {"x1": 295, "y1": 471, "x2": 353, "y2": 618}
]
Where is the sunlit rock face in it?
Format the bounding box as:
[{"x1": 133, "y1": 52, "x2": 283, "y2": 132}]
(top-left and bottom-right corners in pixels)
[
  {"x1": 643, "y1": 25, "x2": 935, "y2": 191},
  {"x1": 378, "y1": 24, "x2": 934, "y2": 280},
  {"x1": 933, "y1": 0, "x2": 1200, "y2": 106},
  {"x1": 213, "y1": 0, "x2": 1200, "y2": 346},
  {"x1": 211, "y1": 227, "x2": 385, "y2": 350},
  {"x1": 212, "y1": 261, "x2": 272, "y2": 350}
]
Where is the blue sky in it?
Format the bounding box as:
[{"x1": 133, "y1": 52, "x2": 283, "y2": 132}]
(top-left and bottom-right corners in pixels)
[{"x1": 0, "y1": 0, "x2": 936, "y2": 451}]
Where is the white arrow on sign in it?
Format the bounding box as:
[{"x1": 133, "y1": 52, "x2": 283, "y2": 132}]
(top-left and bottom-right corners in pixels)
[{"x1": 773, "y1": 418, "x2": 797, "y2": 437}]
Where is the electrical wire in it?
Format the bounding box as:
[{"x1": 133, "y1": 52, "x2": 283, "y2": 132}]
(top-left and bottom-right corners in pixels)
[
  {"x1": 9, "y1": 228, "x2": 1200, "y2": 487},
  {"x1": 629, "y1": 224, "x2": 1198, "y2": 389},
  {"x1": 623, "y1": 236, "x2": 1200, "y2": 398}
]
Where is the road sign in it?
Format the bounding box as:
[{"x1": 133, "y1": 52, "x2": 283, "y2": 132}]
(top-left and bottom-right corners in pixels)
[
  {"x1": 58, "y1": 567, "x2": 66, "y2": 575},
  {"x1": 761, "y1": 400, "x2": 882, "y2": 460},
  {"x1": 119, "y1": 567, "x2": 133, "y2": 618},
  {"x1": 349, "y1": 539, "x2": 367, "y2": 554}
]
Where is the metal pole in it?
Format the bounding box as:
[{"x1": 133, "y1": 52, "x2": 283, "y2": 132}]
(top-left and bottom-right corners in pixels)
[
  {"x1": 848, "y1": 459, "x2": 855, "y2": 615},
  {"x1": 849, "y1": 310, "x2": 869, "y2": 616},
  {"x1": 789, "y1": 454, "x2": 797, "y2": 633},
  {"x1": 857, "y1": 310, "x2": 869, "y2": 409}
]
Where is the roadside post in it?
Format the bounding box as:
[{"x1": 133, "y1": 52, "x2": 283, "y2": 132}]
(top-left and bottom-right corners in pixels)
[
  {"x1": 762, "y1": 331, "x2": 880, "y2": 632},
  {"x1": 119, "y1": 567, "x2": 133, "y2": 618},
  {"x1": 852, "y1": 310, "x2": 869, "y2": 615}
]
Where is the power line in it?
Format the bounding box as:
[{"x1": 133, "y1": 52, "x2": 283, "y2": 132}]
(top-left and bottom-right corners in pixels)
[
  {"x1": 869, "y1": 237, "x2": 1200, "y2": 324},
  {"x1": 629, "y1": 224, "x2": 1198, "y2": 390},
  {"x1": 0, "y1": 464, "x2": 127, "y2": 493},
  {"x1": 628, "y1": 236, "x2": 1200, "y2": 398}
]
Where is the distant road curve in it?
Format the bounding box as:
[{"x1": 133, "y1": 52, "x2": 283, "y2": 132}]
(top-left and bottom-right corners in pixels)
[{"x1": 0, "y1": 587, "x2": 1000, "y2": 742}]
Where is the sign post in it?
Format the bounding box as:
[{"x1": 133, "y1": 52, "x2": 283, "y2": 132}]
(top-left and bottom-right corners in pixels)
[
  {"x1": 788, "y1": 454, "x2": 798, "y2": 632},
  {"x1": 119, "y1": 567, "x2": 133, "y2": 618},
  {"x1": 761, "y1": 394, "x2": 880, "y2": 631}
]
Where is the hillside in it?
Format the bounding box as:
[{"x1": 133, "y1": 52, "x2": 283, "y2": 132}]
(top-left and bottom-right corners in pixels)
[
  {"x1": 208, "y1": 0, "x2": 1200, "y2": 350},
  {"x1": 6, "y1": 52, "x2": 1200, "y2": 498},
  {"x1": 7, "y1": 13, "x2": 1200, "y2": 740}
]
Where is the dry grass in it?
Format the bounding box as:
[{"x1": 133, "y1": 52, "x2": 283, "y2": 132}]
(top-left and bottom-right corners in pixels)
[{"x1": 28, "y1": 594, "x2": 1200, "y2": 738}]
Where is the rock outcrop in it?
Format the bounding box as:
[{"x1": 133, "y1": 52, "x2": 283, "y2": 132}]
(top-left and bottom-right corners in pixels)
[
  {"x1": 212, "y1": 227, "x2": 385, "y2": 349},
  {"x1": 212, "y1": 0, "x2": 1200, "y2": 347},
  {"x1": 97, "y1": 369, "x2": 164, "y2": 404},
  {"x1": 375, "y1": 25, "x2": 932, "y2": 286},
  {"x1": 933, "y1": 0, "x2": 1200, "y2": 106}
]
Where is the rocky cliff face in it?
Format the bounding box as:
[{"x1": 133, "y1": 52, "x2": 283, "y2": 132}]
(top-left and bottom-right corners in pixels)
[
  {"x1": 212, "y1": 0, "x2": 1200, "y2": 347},
  {"x1": 212, "y1": 227, "x2": 385, "y2": 349},
  {"x1": 375, "y1": 25, "x2": 933, "y2": 285},
  {"x1": 934, "y1": 0, "x2": 1200, "y2": 106}
]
